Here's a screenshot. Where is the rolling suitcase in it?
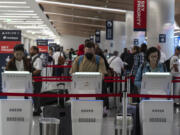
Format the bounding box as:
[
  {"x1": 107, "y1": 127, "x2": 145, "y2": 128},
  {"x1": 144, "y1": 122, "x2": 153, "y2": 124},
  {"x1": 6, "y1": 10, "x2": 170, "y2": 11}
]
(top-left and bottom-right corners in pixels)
[
  {"x1": 119, "y1": 104, "x2": 140, "y2": 135},
  {"x1": 40, "y1": 83, "x2": 69, "y2": 107},
  {"x1": 43, "y1": 83, "x2": 72, "y2": 135},
  {"x1": 43, "y1": 103, "x2": 72, "y2": 135}
]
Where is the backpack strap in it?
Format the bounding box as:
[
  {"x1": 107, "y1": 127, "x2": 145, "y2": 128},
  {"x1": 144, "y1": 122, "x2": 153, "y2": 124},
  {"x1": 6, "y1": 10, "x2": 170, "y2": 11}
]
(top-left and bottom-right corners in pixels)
[
  {"x1": 32, "y1": 55, "x2": 40, "y2": 65},
  {"x1": 95, "y1": 55, "x2": 100, "y2": 71},
  {"x1": 78, "y1": 55, "x2": 84, "y2": 66}
]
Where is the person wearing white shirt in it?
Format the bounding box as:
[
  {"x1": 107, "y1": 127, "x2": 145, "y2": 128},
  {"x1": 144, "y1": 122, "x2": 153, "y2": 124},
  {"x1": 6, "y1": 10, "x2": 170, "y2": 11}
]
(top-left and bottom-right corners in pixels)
[
  {"x1": 170, "y1": 46, "x2": 180, "y2": 72},
  {"x1": 52, "y1": 47, "x2": 65, "y2": 76},
  {"x1": 157, "y1": 45, "x2": 167, "y2": 63},
  {"x1": 30, "y1": 46, "x2": 43, "y2": 116},
  {"x1": 108, "y1": 51, "x2": 124, "y2": 74}
]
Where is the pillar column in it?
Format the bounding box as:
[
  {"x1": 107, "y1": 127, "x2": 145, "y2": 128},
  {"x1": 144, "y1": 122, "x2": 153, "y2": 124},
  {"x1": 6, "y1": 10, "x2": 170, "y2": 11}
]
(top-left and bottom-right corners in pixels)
[
  {"x1": 147, "y1": 0, "x2": 174, "y2": 58},
  {"x1": 113, "y1": 21, "x2": 126, "y2": 54}
]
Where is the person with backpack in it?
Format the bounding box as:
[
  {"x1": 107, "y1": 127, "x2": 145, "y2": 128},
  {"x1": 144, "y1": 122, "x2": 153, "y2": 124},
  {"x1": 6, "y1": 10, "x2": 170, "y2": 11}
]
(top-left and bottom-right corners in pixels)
[
  {"x1": 135, "y1": 47, "x2": 167, "y2": 90},
  {"x1": 70, "y1": 42, "x2": 107, "y2": 74}
]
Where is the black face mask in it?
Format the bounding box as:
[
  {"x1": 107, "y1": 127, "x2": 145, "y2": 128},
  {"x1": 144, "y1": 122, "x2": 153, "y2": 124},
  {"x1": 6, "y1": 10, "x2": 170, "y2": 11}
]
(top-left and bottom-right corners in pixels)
[{"x1": 85, "y1": 53, "x2": 94, "y2": 60}]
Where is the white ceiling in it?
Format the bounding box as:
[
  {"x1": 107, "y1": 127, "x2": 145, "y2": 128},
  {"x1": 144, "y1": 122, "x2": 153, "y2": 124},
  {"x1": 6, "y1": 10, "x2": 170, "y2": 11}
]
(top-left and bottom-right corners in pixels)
[{"x1": 0, "y1": 0, "x2": 59, "y2": 40}]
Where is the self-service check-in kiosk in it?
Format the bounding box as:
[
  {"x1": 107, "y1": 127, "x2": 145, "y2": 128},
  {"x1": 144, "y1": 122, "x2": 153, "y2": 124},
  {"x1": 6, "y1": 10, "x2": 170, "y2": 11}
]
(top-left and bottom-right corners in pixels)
[
  {"x1": 71, "y1": 72, "x2": 103, "y2": 135},
  {"x1": 0, "y1": 71, "x2": 33, "y2": 135},
  {"x1": 140, "y1": 72, "x2": 173, "y2": 135}
]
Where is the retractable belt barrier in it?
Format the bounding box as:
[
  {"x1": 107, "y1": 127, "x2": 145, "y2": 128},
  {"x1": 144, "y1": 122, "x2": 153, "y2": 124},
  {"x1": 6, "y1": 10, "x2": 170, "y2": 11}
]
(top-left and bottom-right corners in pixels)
[
  {"x1": 46, "y1": 65, "x2": 72, "y2": 68},
  {"x1": 0, "y1": 93, "x2": 180, "y2": 99},
  {"x1": 2, "y1": 75, "x2": 180, "y2": 98}
]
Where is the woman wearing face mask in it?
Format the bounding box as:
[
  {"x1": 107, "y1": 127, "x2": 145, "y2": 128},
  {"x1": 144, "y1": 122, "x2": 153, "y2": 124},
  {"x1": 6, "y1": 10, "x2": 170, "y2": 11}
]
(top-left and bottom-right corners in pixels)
[
  {"x1": 6, "y1": 44, "x2": 31, "y2": 71},
  {"x1": 134, "y1": 47, "x2": 167, "y2": 90}
]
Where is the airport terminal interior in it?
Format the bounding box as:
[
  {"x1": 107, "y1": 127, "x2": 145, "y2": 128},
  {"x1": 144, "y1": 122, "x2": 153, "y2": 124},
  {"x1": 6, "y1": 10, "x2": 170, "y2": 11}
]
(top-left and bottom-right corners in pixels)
[{"x1": 0, "y1": 0, "x2": 180, "y2": 135}]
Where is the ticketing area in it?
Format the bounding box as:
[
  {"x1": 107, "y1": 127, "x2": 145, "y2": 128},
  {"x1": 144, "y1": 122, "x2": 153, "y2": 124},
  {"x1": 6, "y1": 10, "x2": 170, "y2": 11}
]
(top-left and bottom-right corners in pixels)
[{"x1": 0, "y1": 0, "x2": 180, "y2": 135}]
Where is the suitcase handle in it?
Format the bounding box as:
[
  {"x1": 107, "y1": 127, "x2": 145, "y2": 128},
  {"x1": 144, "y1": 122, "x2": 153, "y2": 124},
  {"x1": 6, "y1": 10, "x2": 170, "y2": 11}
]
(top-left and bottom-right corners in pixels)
[{"x1": 57, "y1": 83, "x2": 65, "y2": 86}]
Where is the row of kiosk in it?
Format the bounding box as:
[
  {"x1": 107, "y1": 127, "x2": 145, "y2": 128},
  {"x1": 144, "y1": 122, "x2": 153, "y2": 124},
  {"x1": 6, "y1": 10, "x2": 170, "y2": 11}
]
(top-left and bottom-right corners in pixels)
[{"x1": 0, "y1": 71, "x2": 177, "y2": 135}]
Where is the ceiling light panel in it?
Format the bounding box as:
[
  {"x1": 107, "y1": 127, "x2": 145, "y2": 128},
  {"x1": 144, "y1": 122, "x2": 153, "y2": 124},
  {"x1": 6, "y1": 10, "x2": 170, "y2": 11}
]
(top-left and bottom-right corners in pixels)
[
  {"x1": 0, "y1": 10, "x2": 34, "y2": 13},
  {"x1": 36, "y1": 0, "x2": 126, "y2": 13},
  {"x1": 0, "y1": 13, "x2": 37, "y2": 16},
  {"x1": 0, "y1": 6, "x2": 30, "y2": 8},
  {"x1": 0, "y1": 1, "x2": 27, "y2": 4},
  {"x1": 0, "y1": 0, "x2": 58, "y2": 39}
]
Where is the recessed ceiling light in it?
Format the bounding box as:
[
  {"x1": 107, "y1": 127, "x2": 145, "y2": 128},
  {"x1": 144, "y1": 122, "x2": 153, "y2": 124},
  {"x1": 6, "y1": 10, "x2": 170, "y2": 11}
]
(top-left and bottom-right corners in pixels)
[
  {"x1": 0, "y1": 6, "x2": 30, "y2": 8},
  {"x1": 0, "y1": 2, "x2": 27, "y2": 4},
  {"x1": 0, "y1": 13, "x2": 37, "y2": 16},
  {"x1": 0, "y1": 10, "x2": 34, "y2": 13}
]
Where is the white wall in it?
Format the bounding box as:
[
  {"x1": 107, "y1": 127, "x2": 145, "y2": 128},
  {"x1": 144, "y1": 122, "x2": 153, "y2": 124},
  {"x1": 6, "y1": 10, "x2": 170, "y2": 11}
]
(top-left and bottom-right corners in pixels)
[
  {"x1": 59, "y1": 35, "x2": 87, "y2": 50},
  {"x1": 99, "y1": 21, "x2": 126, "y2": 54}
]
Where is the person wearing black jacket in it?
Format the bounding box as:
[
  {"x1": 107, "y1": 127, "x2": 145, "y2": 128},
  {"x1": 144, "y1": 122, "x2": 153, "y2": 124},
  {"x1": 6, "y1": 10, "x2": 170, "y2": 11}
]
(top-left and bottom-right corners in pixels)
[{"x1": 6, "y1": 44, "x2": 31, "y2": 72}]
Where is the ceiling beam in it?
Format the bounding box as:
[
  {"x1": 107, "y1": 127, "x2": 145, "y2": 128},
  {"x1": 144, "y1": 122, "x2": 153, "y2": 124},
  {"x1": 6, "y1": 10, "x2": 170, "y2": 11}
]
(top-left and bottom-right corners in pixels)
[
  {"x1": 42, "y1": 5, "x2": 125, "y2": 21},
  {"x1": 59, "y1": 30, "x2": 91, "y2": 37},
  {"x1": 53, "y1": 20, "x2": 105, "y2": 28},
  {"x1": 45, "y1": 11, "x2": 107, "y2": 21},
  {"x1": 48, "y1": 15, "x2": 106, "y2": 26},
  {"x1": 38, "y1": 0, "x2": 126, "y2": 14}
]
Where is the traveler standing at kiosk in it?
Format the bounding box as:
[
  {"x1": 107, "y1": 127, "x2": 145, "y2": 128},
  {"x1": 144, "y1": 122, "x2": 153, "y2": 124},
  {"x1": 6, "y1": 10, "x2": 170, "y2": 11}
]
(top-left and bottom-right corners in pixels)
[
  {"x1": 30, "y1": 46, "x2": 43, "y2": 116},
  {"x1": 70, "y1": 42, "x2": 107, "y2": 74},
  {"x1": 135, "y1": 47, "x2": 167, "y2": 90},
  {"x1": 6, "y1": 44, "x2": 31, "y2": 71}
]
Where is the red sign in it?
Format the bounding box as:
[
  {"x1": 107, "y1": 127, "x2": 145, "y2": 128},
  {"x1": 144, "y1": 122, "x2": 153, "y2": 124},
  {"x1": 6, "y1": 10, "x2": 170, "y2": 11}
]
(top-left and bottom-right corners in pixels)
[
  {"x1": 38, "y1": 45, "x2": 48, "y2": 53},
  {"x1": 0, "y1": 41, "x2": 21, "y2": 53},
  {"x1": 0, "y1": 30, "x2": 21, "y2": 53},
  {"x1": 134, "y1": 0, "x2": 147, "y2": 31}
]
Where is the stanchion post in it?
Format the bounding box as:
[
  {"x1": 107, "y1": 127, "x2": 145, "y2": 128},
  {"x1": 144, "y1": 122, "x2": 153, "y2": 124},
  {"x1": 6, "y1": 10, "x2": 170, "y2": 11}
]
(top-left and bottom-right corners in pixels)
[
  {"x1": 122, "y1": 76, "x2": 127, "y2": 135},
  {"x1": 113, "y1": 73, "x2": 117, "y2": 108},
  {"x1": 127, "y1": 77, "x2": 132, "y2": 104}
]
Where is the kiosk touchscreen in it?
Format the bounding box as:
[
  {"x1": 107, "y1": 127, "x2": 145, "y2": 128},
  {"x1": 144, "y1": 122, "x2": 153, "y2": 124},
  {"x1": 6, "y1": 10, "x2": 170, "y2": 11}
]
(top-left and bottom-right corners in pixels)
[
  {"x1": 141, "y1": 72, "x2": 172, "y2": 95},
  {"x1": 2, "y1": 71, "x2": 32, "y2": 94},
  {"x1": 71, "y1": 72, "x2": 102, "y2": 94}
]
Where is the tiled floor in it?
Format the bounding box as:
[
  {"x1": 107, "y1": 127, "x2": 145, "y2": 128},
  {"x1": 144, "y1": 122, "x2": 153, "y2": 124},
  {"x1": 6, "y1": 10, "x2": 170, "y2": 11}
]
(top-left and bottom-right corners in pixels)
[{"x1": 31, "y1": 106, "x2": 180, "y2": 135}]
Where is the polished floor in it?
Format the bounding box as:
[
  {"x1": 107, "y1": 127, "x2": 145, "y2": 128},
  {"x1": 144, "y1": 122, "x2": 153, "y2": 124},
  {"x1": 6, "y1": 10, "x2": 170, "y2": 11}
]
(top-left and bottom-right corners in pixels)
[{"x1": 31, "y1": 106, "x2": 180, "y2": 135}]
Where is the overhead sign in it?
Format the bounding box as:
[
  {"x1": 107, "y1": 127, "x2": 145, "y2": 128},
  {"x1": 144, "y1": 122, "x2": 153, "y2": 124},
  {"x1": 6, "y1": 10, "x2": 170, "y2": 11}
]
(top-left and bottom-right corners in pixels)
[
  {"x1": 0, "y1": 30, "x2": 21, "y2": 54},
  {"x1": 37, "y1": 39, "x2": 48, "y2": 53},
  {"x1": 134, "y1": 39, "x2": 139, "y2": 45},
  {"x1": 95, "y1": 30, "x2": 101, "y2": 43},
  {"x1": 174, "y1": 37, "x2": 180, "y2": 46},
  {"x1": 159, "y1": 34, "x2": 166, "y2": 43},
  {"x1": 134, "y1": 0, "x2": 147, "y2": 31},
  {"x1": 90, "y1": 36, "x2": 94, "y2": 43},
  {"x1": 106, "y1": 20, "x2": 113, "y2": 40}
]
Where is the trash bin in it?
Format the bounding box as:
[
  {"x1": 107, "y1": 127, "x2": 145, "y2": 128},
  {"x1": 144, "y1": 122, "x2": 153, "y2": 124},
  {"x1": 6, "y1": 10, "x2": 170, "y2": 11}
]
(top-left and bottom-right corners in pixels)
[
  {"x1": 39, "y1": 118, "x2": 60, "y2": 135},
  {"x1": 115, "y1": 114, "x2": 133, "y2": 135}
]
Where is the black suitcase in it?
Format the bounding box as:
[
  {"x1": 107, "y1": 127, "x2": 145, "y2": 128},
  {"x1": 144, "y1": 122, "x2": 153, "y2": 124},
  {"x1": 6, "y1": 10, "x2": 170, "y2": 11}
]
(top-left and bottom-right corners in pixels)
[
  {"x1": 40, "y1": 83, "x2": 69, "y2": 107},
  {"x1": 42, "y1": 83, "x2": 72, "y2": 135},
  {"x1": 43, "y1": 104, "x2": 72, "y2": 135},
  {"x1": 120, "y1": 104, "x2": 140, "y2": 135}
]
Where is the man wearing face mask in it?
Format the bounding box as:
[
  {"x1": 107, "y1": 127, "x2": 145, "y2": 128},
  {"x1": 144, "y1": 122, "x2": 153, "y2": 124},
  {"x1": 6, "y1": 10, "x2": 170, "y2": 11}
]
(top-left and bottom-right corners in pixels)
[
  {"x1": 70, "y1": 42, "x2": 107, "y2": 74},
  {"x1": 6, "y1": 44, "x2": 31, "y2": 71}
]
